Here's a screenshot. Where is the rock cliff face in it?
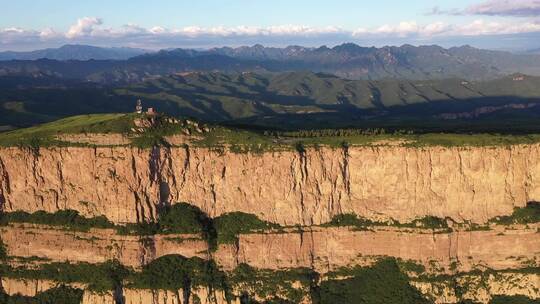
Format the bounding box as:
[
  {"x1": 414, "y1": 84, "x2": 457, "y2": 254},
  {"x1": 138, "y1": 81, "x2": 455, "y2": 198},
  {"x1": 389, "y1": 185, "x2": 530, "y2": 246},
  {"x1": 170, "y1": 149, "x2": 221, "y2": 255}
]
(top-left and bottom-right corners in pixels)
[
  {"x1": 0, "y1": 277, "x2": 233, "y2": 304},
  {"x1": 1, "y1": 144, "x2": 539, "y2": 225},
  {"x1": 2, "y1": 223, "x2": 538, "y2": 273}
]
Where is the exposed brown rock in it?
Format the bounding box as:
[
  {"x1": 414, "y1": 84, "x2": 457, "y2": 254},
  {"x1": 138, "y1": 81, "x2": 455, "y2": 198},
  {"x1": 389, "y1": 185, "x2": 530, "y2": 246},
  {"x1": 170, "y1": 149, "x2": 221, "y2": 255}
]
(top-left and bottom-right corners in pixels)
[
  {"x1": 0, "y1": 145, "x2": 539, "y2": 225},
  {"x1": 2, "y1": 223, "x2": 538, "y2": 273}
]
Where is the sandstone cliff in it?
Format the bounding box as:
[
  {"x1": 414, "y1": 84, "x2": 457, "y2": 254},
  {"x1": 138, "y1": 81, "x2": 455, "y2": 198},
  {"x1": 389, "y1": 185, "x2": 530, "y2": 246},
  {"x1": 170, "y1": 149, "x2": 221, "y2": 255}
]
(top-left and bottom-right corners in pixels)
[
  {"x1": 2, "y1": 223, "x2": 538, "y2": 273},
  {"x1": 1, "y1": 144, "x2": 539, "y2": 225}
]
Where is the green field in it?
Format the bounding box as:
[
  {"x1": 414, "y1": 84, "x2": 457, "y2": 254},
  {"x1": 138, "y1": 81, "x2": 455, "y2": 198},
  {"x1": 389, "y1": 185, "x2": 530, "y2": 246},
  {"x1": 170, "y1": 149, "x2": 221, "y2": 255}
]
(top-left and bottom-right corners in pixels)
[{"x1": 2, "y1": 112, "x2": 540, "y2": 149}]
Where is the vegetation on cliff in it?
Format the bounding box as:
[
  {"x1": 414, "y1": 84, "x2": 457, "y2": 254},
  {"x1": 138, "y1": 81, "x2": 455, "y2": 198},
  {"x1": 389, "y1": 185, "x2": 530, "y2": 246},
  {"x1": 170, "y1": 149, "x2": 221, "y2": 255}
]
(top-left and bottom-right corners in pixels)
[
  {"x1": 128, "y1": 255, "x2": 227, "y2": 292},
  {"x1": 317, "y1": 259, "x2": 430, "y2": 304},
  {"x1": 0, "y1": 285, "x2": 83, "y2": 304},
  {"x1": 0, "y1": 210, "x2": 115, "y2": 232},
  {"x1": 489, "y1": 202, "x2": 540, "y2": 225},
  {"x1": 0, "y1": 256, "x2": 434, "y2": 304},
  {"x1": 0, "y1": 260, "x2": 129, "y2": 292}
]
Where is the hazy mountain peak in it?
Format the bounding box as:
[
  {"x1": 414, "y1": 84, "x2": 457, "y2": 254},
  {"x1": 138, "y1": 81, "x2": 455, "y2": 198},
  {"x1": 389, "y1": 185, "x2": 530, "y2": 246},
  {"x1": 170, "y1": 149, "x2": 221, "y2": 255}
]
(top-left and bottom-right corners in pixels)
[{"x1": 0, "y1": 44, "x2": 148, "y2": 61}]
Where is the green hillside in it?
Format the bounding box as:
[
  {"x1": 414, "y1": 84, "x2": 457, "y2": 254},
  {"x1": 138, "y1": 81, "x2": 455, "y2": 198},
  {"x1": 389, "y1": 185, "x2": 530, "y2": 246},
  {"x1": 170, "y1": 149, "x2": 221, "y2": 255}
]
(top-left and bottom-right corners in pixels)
[
  {"x1": 3, "y1": 72, "x2": 540, "y2": 132},
  {"x1": 3, "y1": 112, "x2": 540, "y2": 149}
]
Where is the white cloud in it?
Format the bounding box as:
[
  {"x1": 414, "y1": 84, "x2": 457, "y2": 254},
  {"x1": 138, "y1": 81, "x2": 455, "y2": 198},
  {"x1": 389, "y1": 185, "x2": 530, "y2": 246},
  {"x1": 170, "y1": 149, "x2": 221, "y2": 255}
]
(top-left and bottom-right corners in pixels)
[
  {"x1": 39, "y1": 28, "x2": 60, "y2": 40},
  {"x1": 66, "y1": 17, "x2": 103, "y2": 38},
  {"x1": 431, "y1": 0, "x2": 540, "y2": 17},
  {"x1": 453, "y1": 19, "x2": 540, "y2": 35},
  {"x1": 3, "y1": 17, "x2": 540, "y2": 50},
  {"x1": 466, "y1": 0, "x2": 540, "y2": 17}
]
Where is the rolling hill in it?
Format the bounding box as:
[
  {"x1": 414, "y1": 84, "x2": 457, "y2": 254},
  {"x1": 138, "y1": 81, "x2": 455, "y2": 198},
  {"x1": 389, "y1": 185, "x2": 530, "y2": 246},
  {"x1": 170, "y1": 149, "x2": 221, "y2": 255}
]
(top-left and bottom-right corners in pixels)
[{"x1": 3, "y1": 71, "x2": 540, "y2": 131}]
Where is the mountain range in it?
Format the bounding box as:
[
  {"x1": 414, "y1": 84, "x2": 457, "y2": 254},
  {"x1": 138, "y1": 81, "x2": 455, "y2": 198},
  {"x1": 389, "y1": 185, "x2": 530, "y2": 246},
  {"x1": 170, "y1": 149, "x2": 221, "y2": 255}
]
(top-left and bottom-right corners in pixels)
[
  {"x1": 1, "y1": 43, "x2": 540, "y2": 83},
  {"x1": 0, "y1": 44, "x2": 148, "y2": 61},
  {"x1": 3, "y1": 71, "x2": 540, "y2": 131}
]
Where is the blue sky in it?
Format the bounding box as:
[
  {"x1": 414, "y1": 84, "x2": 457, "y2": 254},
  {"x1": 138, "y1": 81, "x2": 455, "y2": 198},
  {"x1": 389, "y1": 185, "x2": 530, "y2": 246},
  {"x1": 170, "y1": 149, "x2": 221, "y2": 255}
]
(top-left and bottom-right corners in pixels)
[
  {"x1": 1, "y1": 0, "x2": 540, "y2": 51},
  {"x1": 1, "y1": 0, "x2": 475, "y2": 29}
]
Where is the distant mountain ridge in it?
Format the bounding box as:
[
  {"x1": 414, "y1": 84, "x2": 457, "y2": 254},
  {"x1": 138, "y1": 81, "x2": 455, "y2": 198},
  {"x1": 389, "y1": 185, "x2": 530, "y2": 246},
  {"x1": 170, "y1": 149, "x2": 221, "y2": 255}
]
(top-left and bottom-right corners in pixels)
[
  {"x1": 1, "y1": 43, "x2": 540, "y2": 82},
  {"x1": 0, "y1": 44, "x2": 149, "y2": 61}
]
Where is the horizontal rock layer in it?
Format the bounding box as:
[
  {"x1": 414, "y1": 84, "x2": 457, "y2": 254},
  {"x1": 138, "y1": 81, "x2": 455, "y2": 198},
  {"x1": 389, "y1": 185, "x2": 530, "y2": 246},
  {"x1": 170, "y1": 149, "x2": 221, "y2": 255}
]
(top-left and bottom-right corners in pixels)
[
  {"x1": 2, "y1": 223, "x2": 538, "y2": 273},
  {"x1": 2, "y1": 271, "x2": 538, "y2": 304},
  {"x1": 0, "y1": 145, "x2": 539, "y2": 225}
]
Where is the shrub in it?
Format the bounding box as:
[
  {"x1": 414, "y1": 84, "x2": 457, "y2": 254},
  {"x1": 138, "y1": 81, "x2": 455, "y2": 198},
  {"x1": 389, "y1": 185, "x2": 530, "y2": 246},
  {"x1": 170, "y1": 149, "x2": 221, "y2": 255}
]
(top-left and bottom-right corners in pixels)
[
  {"x1": 130, "y1": 254, "x2": 227, "y2": 291},
  {"x1": 159, "y1": 203, "x2": 213, "y2": 234},
  {"x1": 490, "y1": 202, "x2": 540, "y2": 225},
  {"x1": 214, "y1": 212, "x2": 279, "y2": 244},
  {"x1": 0, "y1": 285, "x2": 83, "y2": 304},
  {"x1": 0, "y1": 238, "x2": 7, "y2": 260},
  {"x1": 0, "y1": 210, "x2": 115, "y2": 232},
  {"x1": 4, "y1": 260, "x2": 131, "y2": 292},
  {"x1": 318, "y1": 259, "x2": 431, "y2": 304},
  {"x1": 229, "y1": 264, "x2": 317, "y2": 304},
  {"x1": 323, "y1": 213, "x2": 377, "y2": 228}
]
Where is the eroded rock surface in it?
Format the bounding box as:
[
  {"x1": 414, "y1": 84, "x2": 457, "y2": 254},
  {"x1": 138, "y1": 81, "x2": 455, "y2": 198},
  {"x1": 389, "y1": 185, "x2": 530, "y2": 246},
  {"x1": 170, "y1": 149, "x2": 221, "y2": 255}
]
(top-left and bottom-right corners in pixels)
[{"x1": 1, "y1": 145, "x2": 539, "y2": 225}]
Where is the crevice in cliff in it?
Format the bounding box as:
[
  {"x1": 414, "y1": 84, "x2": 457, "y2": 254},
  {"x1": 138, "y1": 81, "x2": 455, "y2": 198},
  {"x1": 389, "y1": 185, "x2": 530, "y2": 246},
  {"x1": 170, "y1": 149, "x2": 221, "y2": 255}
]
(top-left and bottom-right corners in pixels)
[
  {"x1": 180, "y1": 145, "x2": 190, "y2": 190},
  {"x1": 342, "y1": 145, "x2": 351, "y2": 198},
  {"x1": 56, "y1": 152, "x2": 65, "y2": 209},
  {"x1": 134, "y1": 192, "x2": 143, "y2": 223},
  {"x1": 0, "y1": 157, "x2": 11, "y2": 212},
  {"x1": 113, "y1": 284, "x2": 125, "y2": 304},
  {"x1": 296, "y1": 148, "x2": 309, "y2": 225},
  {"x1": 139, "y1": 235, "x2": 157, "y2": 266},
  {"x1": 183, "y1": 277, "x2": 192, "y2": 304},
  {"x1": 149, "y1": 147, "x2": 162, "y2": 222},
  {"x1": 210, "y1": 184, "x2": 217, "y2": 216}
]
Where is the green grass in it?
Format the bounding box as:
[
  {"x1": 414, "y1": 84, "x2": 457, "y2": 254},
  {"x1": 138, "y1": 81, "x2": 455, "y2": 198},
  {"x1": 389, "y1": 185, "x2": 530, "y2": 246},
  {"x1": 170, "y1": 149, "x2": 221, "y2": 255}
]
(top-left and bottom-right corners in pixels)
[
  {"x1": 5, "y1": 111, "x2": 540, "y2": 150},
  {"x1": 0, "y1": 113, "x2": 133, "y2": 147}
]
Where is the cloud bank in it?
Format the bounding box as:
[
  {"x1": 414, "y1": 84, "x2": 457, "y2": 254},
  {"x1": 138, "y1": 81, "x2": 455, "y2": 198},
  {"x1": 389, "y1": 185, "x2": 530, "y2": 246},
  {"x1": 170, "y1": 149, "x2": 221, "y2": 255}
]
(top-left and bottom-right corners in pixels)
[
  {"x1": 2, "y1": 16, "x2": 540, "y2": 50},
  {"x1": 432, "y1": 0, "x2": 540, "y2": 17}
]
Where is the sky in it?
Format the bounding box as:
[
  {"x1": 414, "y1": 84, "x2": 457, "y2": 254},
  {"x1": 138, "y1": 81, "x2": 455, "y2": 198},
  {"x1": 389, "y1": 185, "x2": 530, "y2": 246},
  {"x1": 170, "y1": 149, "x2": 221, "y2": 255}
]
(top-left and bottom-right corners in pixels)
[{"x1": 1, "y1": 0, "x2": 540, "y2": 51}]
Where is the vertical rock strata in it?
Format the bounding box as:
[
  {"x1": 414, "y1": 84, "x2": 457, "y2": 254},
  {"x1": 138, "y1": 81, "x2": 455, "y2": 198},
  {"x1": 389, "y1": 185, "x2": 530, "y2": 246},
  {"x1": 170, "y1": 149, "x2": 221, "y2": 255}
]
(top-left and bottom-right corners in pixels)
[{"x1": 0, "y1": 145, "x2": 538, "y2": 225}]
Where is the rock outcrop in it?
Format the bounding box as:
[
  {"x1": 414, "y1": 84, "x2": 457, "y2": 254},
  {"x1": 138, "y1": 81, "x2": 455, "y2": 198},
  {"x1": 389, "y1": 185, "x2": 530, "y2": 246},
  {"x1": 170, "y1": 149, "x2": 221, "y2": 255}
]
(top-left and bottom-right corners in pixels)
[
  {"x1": 1, "y1": 145, "x2": 539, "y2": 225},
  {"x1": 2, "y1": 223, "x2": 538, "y2": 273}
]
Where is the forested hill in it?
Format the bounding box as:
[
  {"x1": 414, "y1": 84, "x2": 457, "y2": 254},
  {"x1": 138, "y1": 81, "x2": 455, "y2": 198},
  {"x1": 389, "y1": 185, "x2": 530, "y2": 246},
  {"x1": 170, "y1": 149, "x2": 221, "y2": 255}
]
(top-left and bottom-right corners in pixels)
[{"x1": 3, "y1": 71, "x2": 540, "y2": 131}]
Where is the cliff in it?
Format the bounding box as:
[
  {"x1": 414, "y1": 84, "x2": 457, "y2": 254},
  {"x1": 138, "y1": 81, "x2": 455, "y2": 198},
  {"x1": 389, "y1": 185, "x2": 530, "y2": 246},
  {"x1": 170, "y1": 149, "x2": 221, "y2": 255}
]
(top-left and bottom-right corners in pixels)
[
  {"x1": 1, "y1": 144, "x2": 539, "y2": 225},
  {"x1": 2, "y1": 223, "x2": 538, "y2": 273}
]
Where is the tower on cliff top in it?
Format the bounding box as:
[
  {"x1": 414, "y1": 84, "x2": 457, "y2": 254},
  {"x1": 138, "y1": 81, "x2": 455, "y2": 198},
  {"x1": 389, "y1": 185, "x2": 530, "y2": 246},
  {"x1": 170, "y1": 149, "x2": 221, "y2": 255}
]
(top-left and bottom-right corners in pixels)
[{"x1": 135, "y1": 99, "x2": 143, "y2": 114}]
